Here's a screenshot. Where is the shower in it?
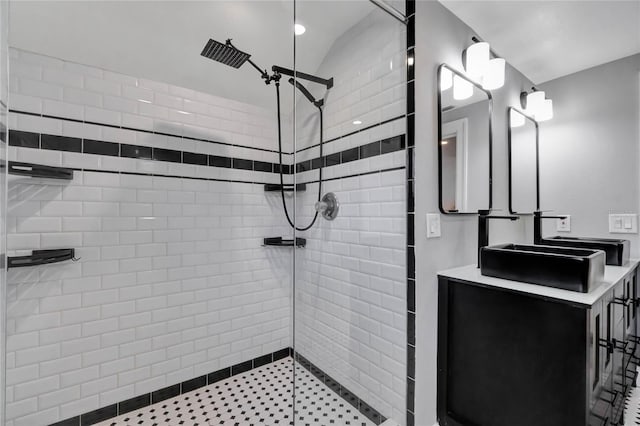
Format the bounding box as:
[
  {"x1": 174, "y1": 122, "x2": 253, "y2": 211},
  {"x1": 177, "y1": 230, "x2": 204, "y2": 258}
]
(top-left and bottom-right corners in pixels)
[{"x1": 201, "y1": 38, "x2": 335, "y2": 230}]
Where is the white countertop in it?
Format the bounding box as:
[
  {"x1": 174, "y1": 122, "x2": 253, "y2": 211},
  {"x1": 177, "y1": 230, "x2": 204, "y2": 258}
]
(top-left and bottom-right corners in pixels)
[{"x1": 438, "y1": 259, "x2": 640, "y2": 307}]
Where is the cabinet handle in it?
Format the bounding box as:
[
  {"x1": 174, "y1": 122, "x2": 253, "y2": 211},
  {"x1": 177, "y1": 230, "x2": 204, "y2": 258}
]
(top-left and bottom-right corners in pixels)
[
  {"x1": 601, "y1": 389, "x2": 619, "y2": 406},
  {"x1": 612, "y1": 338, "x2": 629, "y2": 352},
  {"x1": 599, "y1": 339, "x2": 614, "y2": 354},
  {"x1": 613, "y1": 297, "x2": 631, "y2": 306}
]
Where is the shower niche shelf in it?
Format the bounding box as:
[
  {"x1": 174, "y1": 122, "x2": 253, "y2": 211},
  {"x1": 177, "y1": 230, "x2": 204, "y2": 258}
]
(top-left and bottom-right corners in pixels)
[
  {"x1": 9, "y1": 162, "x2": 74, "y2": 180},
  {"x1": 8, "y1": 248, "x2": 77, "y2": 269},
  {"x1": 263, "y1": 237, "x2": 306, "y2": 248},
  {"x1": 264, "y1": 184, "x2": 306, "y2": 192}
]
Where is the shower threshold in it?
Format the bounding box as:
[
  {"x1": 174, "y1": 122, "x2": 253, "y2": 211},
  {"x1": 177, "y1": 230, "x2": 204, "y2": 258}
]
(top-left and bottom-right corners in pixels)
[{"x1": 96, "y1": 357, "x2": 377, "y2": 426}]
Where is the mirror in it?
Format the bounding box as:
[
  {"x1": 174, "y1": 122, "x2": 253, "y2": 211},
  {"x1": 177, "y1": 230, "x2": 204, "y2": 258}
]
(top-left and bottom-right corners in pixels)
[
  {"x1": 508, "y1": 107, "x2": 539, "y2": 214},
  {"x1": 438, "y1": 64, "x2": 493, "y2": 214}
]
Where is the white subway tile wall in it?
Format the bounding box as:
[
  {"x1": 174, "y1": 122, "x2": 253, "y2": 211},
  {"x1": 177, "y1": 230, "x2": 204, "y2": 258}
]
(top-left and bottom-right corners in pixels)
[
  {"x1": 293, "y1": 9, "x2": 408, "y2": 425},
  {"x1": 6, "y1": 172, "x2": 292, "y2": 425}
]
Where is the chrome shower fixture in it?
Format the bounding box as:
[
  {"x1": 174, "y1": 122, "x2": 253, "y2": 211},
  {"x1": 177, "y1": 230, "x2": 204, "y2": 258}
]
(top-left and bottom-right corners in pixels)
[{"x1": 315, "y1": 192, "x2": 339, "y2": 221}]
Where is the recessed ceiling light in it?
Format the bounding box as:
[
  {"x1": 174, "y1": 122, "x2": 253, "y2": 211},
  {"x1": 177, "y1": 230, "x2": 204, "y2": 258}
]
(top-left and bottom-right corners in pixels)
[
  {"x1": 176, "y1": 110, "x2": 191, "y2": 115},
  {"x1": 138, "y1": 99, "x2": 152, "y2": 104},
  {"x1": 353, "y1": 120, "x2": 362, "y2": 125},
  {"x1": 294, "y1": 24, "x2": 306, "y2": 36}
]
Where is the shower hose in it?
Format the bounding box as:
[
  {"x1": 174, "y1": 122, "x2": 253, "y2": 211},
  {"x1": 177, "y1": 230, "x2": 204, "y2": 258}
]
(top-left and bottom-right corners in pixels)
[{"x1": 274, "y1": 80, "x2": 324, "y2": 231}]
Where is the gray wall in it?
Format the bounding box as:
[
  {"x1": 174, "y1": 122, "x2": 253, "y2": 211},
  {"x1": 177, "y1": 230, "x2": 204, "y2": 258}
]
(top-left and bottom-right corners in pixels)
[
  {"x1": 414, "y1": 4, "x2": 639, "y2": 424},
  {"x1": 539, "y1": 54, "x2": 640, "y2": 255},
  {"x1": 413, "y1": 2, "x2": 535, "y2": 425}
]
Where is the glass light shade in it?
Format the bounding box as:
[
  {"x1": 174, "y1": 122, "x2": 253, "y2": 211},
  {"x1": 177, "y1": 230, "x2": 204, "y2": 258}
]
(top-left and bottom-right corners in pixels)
[
  {"x1": 465, "y1": 42, "x2": 490, "y2": 81},
  {"x1": 536, "y1": 98, "x2": 554, "y2": 121},
  {"x1": 510, "y1": 109, "x2": 526, "y2": 128},
  {"x1": 441, "y1": 67, "x2": 453, "y2": 91},
  {"x1": 482, "y1": 58, "x2": 505, "y2": 90},
  {"x1": 453, "y1": 75, "x2": 473, "y2": 100},
  {"x1": 526, "y1": 91, "x2": 546, "y2": 115}
]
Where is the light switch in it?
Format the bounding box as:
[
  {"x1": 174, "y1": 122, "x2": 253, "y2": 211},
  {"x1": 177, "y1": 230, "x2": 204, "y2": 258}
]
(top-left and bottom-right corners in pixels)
[
  {"x1": 557, "y1": 215, "x2": 571, "y2": 232},
  {"x1": 609, "y1": 214, "x2": 638, "y2": 234},
  {"x1": 426, "y1": 213, "x2": 441, "y2": 238}
]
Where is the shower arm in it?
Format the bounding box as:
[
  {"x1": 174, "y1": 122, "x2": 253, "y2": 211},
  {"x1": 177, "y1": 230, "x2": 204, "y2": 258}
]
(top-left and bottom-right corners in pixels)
[{"x1": 272, "y1": 65, "x2": 334, "y2": 89}]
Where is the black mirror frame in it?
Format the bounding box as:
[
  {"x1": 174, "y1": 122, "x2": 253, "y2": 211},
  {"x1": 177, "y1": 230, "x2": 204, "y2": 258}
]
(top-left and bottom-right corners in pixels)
[
  {"x1": 437, "y1": 63, "x2": 493, "y2": 215},
  {"x1": 507, "y1": 106, "x2": 540, "y2": 215}
]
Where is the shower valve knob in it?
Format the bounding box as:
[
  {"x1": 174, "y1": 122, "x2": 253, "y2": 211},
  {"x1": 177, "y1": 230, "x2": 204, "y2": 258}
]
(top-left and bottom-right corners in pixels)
[{"x1": 315, "y1": 193, "x2": 339, "y2": 221}]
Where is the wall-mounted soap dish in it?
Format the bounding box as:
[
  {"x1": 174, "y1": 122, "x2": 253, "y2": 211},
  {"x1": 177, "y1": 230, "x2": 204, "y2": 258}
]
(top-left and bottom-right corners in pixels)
[{"x1": 8, "y1": 162, "x2": 74, "y2": 180}]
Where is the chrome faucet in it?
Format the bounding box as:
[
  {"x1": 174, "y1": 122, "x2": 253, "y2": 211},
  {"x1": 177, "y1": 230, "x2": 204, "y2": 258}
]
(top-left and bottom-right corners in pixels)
[{"x1": 478, "y1": 209, "x2": 519, "y2": 267}]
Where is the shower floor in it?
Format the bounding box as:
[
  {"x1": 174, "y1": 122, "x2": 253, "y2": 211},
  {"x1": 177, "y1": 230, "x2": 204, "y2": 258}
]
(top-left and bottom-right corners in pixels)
[{"x1": 96, "y1": 357, "x2": 376, "y2": 426}]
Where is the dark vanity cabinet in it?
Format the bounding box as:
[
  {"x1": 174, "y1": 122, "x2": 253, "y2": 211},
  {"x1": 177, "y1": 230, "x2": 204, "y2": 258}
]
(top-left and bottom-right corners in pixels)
[{"x1": 437, "y1": 264, "x2": 639, "y2": 426}]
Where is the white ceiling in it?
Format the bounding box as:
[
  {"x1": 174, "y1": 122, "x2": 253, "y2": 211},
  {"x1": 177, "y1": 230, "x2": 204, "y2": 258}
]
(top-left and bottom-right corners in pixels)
[
  {"x1": 8, "y1": 0, "x2": 373, "y2": 108},
  {"x1": 439, "y1": 0, "x2": 640, "y2": 84}
]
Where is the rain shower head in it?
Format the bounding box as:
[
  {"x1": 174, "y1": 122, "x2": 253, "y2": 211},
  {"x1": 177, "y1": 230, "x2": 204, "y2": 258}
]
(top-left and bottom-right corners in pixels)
[{"x1": 200, "y1": 38, "x2": 251, "y2": 69}]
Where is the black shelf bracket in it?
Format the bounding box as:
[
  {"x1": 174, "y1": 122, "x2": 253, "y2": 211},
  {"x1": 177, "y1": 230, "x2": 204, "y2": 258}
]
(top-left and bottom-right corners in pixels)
[
  {"x1": 264, "y1": 183, "x2": 306, "y2": 192},
  {"x1": 8, "y1": 249, "x2": 78, "y2": 269},
  {"x1": 9, "y1": 162, "x2": 74, "y2": 180},
  {"x1": 263, "y1": 237, "x2": 306, "y2": 248}
]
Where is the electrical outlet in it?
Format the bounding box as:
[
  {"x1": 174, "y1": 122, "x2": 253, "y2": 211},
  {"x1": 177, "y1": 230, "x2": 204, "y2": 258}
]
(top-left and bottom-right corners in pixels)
[
  {"x1": 426, "y1": 213, "x2": 441, "y2": 238},
  {"x1": 557, "y1": 215, "x2": 571, "y2": 232},
  {"x1": 609, "y1": 214, "x2": 638, "y2": 234}
]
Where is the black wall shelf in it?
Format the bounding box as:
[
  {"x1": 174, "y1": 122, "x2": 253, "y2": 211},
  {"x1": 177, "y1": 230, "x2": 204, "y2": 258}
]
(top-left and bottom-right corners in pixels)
[
  {"x1": 263, "y1": 237, "x2": 306, "y2": 248},
  {"x1": 9, "y1": 162, "x2": 74, "y2": 180},
  {"x1": 264, "y1": 183, "x2": 306, "y2": 192},
  {"x1": 8, "y1": 248, "x2": 77, "y2": 268}
]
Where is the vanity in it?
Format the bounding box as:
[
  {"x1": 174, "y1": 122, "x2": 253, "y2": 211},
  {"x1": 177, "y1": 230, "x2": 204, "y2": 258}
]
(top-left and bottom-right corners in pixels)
[{"x1": 437, "y1": 261, "x2": 640, "y2": 426}]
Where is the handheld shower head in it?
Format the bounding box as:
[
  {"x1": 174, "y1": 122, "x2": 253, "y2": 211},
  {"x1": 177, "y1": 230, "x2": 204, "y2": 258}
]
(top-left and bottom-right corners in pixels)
[{"x1": 200, "y1": 38, "x2": 251, "y2": 68}]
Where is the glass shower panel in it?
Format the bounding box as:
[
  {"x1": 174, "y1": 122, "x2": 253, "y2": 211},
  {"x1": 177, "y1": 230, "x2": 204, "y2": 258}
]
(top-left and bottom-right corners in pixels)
[
  {"x1": 293, "y1": 2, "x2": 408, "y2": 424},
  {"x1": 4, "y1": 2, "x2": 297, "y2": 424}
]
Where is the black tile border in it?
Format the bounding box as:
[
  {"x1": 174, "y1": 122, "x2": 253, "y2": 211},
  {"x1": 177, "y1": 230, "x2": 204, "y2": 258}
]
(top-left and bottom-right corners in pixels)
[
  {"x1": 406, "y1": 1, "x2": 417, "y2": 425},
  {"x1": 48, "y1": 347, "x2": 295, "y2": 426},
  {"x1": 8, "y1": 130, "x2": 406, "y2": 180},
  {"x1": 294, "y1": 351, "x2": 388, "y2": 425},
  {"x1": 10, "y1": 109, "x2": 284, "y2": 154},
  {"x1": 49, "y1": 346, "x2": 388, "y2": 426},
  {"x1": 9, "y1": 109, "x2": 405, "y2": 156}
]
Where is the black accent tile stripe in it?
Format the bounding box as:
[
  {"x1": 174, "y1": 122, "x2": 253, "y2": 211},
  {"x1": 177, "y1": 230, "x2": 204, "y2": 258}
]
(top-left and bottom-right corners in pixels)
[
  {"x1": 83, "y1": 139, "x2": 119, "y2": 157},
  {"x1": 121, "y1": 143, "x2": 151, "y2": 160},
  {"x1": 49, "y1": 346, "x2": 389, "y2": 426},
  {"x1": 297, "y1": 114, "x2": 405, "y2": 153},
  {"x1": 79, "y1": 404, "x2": 117, "y2": 425},
  {"x1": 209, "y1": 155, "x2": 231, "y2": 168},
  {"x1": 151, "y1": 384, "x2": 180, "y2": 403},
  {"x1": 9, "y1": 129, "x2": 39, "y2": 148},
  {"x1": 152, "y1": 148, "x2": 181, "y2": 163},
  {"x1": 10, "y1": 109, "x2": 285, "y2": 154},
  {"x1": 181, "y1": 375, "x2": 207, "y2": 393},
  {"x1": 294, "y1": 351, "x2": 387, "y2": 425},
  {"x1": 233, "y1": 158, "x2": 253, "y2": 171},
  {"x1": 49, "y1": 348, "x2": 287, "y2": 426},
  {"x1": 182, "y1": 151, "x2": 207, "y2": 166},
  {"x1": 41, "y1": 134, "x2": 81, "y2": 152},
  {"x1": 49, "y1": 418, "x2": 79, "y2": 426},
  {"x1": 12, "y1": 130, "x2": 405, "y2": 179},
  {"x1": 118, "y1": 394, "x2": 151, "y2": 416},
  {"x1": 406, "y1": 2, "x2": 416, "y2": 425}
]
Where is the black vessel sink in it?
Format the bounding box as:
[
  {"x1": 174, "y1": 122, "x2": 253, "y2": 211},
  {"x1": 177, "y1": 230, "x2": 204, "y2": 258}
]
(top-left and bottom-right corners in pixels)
[
  {"x1": 480, "y1": 244, "x2": 606, "y2": 293},
  {"x1": 540, "y1": 236, "x2": 629, "y2": 266}
]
